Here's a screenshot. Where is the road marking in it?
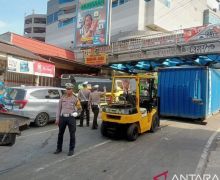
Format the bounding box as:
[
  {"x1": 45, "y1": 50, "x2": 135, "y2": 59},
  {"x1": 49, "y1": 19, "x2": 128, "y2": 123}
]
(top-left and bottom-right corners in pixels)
[
  {"x1": 18, "y1": 121, "x2": 93, "y2": 138},
  {"x1": 35, "y1": 140, "x2": 111, "y2": 173},
  {"x1": 18, "y1": 128, "x2": 58, "y2": 138},
  {"x1": 195, "y1": 128, "x2": 220, "y2": 175}
]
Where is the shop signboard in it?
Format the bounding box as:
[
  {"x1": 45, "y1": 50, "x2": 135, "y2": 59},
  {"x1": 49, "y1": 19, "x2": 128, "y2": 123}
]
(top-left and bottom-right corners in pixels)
[
  {"x1": 75, "y1": 0, "x2": 111, "y2": 48},
  {"x1": 85, "y1": 53, "x2": 107, "y2": 65},
  {"x1": 7, "y1": 56, "x2": 55, "y2": 78},
  {"x1": 183, "y1": 25, "x2": 207, "y2": 42},
  {"x1": 183, "y1": 24, "x2": 220, "y2": 42},
  {"x1": 7, "y1": 56, "x2": 33, "y2": 75},
  {"x1": 33, "y1": 61, "x2": 55, "y2": 78}
]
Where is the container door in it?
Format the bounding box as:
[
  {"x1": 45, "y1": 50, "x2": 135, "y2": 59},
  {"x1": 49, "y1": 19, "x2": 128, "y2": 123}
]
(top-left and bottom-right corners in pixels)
[
  {"x1": 191, "y1": 69, "x2": 207, "y2": 118},
  {"x1": 159, "y1": 67, "x2": 206, "y2": 119}
]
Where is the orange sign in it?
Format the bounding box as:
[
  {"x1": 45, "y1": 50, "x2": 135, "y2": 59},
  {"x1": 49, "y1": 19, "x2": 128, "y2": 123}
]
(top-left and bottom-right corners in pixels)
[{"x1": 85, "y1": 53, "x2": 107, "y2": 65}]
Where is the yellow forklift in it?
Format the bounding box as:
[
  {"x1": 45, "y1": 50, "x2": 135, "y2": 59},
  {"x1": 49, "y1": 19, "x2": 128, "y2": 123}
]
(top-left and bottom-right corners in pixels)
[{"x1": 101, "y1": 74, "x2": 159, "y2": 141}]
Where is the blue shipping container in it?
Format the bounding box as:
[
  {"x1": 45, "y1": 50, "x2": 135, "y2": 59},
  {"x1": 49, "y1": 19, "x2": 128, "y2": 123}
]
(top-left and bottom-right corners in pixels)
[{"x1": 158, "y1": 67, "x2": 220, "y2": 119}]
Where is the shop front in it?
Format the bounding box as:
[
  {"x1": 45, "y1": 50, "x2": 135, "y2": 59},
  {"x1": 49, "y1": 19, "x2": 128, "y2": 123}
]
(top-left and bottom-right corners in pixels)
[
  {"x1": 5, "y1": 56, "x2": 55, "y2": 87},
  {"x1": 0, "y1": 33, "x2": 103, "y2": 88}
]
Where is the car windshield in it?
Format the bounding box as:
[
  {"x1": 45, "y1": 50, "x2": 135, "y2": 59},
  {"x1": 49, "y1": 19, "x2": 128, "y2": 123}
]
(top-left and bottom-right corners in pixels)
[
  {"x1": 113, "y1": 78, "x2": 136, "y2": 104},
  {"x1": 4, "y1": 88, "x2": 26, "y2": 100}
]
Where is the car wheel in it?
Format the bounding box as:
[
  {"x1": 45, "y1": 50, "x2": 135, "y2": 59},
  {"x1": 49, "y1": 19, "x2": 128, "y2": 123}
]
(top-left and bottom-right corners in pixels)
[
  {"x1": 35, "y1": 112, "x2": 49, "y2": 127},
  {"x1": 150, "y1": 114, "x2": 159, "y2": 133},
  {"x1": 127, "y1": 123, "x2": 139, "y2": 141}
]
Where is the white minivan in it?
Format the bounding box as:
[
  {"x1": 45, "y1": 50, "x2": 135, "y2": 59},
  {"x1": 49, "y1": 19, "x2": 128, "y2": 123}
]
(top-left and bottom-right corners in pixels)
[{"x1": 3, "y1": 86, "x2": 66, "y2": 127}]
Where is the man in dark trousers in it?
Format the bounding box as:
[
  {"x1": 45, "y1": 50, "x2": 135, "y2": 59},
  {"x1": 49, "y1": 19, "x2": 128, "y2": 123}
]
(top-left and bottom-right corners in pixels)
[
  {"x1": 78, "y1": 82, "x2": 91, "y2": 127},
  {"x1": 89, "y1": 85, "x2": 106, "y2": 129},
  {"x1": 121, "y1": 79, "x2": 136, "y2": 107},
  {"x1": 54, "y1": 83, "x2": 79, "y2": 156}
]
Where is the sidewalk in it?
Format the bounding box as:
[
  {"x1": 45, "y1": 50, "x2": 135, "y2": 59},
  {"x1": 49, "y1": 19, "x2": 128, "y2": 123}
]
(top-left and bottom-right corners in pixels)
[{"x1": 205, "y1": 134, "x2": 220, "y2": 177}]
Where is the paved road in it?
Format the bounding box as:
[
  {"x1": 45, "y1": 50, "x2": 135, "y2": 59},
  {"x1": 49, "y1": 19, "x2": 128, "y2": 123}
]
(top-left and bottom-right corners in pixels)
[{"x1": 0, "y1": 114, "x2": 220, "y2": 180}]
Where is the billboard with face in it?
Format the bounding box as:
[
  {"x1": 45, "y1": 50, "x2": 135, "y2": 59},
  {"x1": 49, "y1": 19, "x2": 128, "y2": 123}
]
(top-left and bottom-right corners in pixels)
[{"x1": 75, "y1": 0, "x2": 111, "y2": 48}]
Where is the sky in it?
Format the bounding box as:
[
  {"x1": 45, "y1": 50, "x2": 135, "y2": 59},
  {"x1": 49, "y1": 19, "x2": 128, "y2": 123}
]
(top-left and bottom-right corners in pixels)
[
  {"x1": 0, "y1": 0, "x2": 47, "y2": 35},
  {"x1": 0, "y1": 0, "x2": 219, "y2": 36}
]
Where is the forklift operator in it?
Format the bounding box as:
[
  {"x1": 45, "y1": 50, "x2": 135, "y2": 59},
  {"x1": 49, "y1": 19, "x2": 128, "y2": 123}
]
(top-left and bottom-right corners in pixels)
[{"x1": 120, "y1": 79, "x2": 136, "y2": 107}]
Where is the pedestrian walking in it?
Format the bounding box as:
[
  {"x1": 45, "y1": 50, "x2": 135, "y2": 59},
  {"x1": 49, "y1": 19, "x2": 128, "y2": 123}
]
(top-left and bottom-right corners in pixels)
[
  {"x1": 89, "y1": 85, "x2": 106, "y2": 129},
  {"x1": 54, "y1": 83, "x2": 79, "y2": 156},
  {"x1": 78, "y1": 82, "x2": 91, "y2": 127}
]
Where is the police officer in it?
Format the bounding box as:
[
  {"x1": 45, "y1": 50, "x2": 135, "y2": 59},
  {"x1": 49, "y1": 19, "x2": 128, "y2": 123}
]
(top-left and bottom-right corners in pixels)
[
  {"x1": 89, "y1": 85, "x2": 106, "y2": 129},
  {"x1": 54, "y1": 83, "x2": 79, "y2": 156},
  {"x1": 78, "y1": 82, "x2": 91, "y2": 127}
]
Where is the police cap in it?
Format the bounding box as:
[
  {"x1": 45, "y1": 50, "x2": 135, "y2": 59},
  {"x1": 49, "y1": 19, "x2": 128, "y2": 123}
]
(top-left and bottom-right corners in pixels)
[{"x1": 65, "y1": 83, "x2": 74, "y2": 89}]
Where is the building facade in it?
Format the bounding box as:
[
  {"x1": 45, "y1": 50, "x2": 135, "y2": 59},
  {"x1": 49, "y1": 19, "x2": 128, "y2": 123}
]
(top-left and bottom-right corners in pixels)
[
  {"x1": 0, "y1": 32, "x2": 101, "y2": 87},
  {"x1": 24, "y1": 13, "x2": 46, "y2": 42},
  {"x1": 111, "y1": 0, "x2": 220, "y2": 37},
  {"x1": 45, "y1": 0, "x2": 220, "y2": 49},
  {"x1": 45, "y1": 0, "x2": 77, "y2": 50}
]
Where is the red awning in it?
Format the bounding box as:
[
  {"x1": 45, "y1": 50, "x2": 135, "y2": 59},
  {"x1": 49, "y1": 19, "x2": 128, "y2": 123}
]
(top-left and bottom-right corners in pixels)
[{"x1": 11, "y1": 33, "x2": 75, "y2": 60}]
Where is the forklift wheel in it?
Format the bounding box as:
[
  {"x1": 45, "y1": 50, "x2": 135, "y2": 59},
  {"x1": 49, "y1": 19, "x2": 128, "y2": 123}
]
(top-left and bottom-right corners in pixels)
[
  {"x1": 150, "y1": 114, "x2": 159, "y2": 133},
  {"x1": 127, "y1": 123, "x2": 139, "y2": 141},
  {"x1": 8, "y1": 134, "x2": 16, "y2": 146},
  {"x1": 101, "y1": 122, "x2": 108, "y2": 137}
]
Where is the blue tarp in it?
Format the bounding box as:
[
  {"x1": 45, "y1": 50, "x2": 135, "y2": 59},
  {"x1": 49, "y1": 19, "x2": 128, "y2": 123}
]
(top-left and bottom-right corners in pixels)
[{"x1": 110, "y1": 54, "x2": 220, "y2": 73}]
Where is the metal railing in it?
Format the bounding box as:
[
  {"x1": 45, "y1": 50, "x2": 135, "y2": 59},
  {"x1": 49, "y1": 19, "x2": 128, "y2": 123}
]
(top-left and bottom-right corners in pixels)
[{"x1": 97, "y1": 24, "x2": 220, "y2": 55}]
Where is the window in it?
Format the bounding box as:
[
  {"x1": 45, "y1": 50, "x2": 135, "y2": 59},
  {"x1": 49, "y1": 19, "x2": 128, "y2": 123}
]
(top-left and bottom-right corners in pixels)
[
  {"x1": 34, "y1": 18, "x2": 46, "y2": 24},
  {"x1": 31, "y1": 90, "x2": 48, "y2": 99},
  {"x1": 139, "y1": 78, "x2": 157, "y2": 109},
  {"x1": 24, "y1": 27, "x2": 32, "y2": 34},
  {"x1": 4, "y1": 88, "x2": 26, "y2": 100},
  {"x1": 164, "y1": 0, "x2": 171, "y2": 8},
  {"x1": 31, "y1": 89, "x2": 60, "y2": 99},
  {"x1": 140, "y1": 79, "x2": 150, "y2": 97},
  {"x1": 58, "y1": 17, "x2": 75, "y2": 28},
  {"x1": 163, "y1": 0, "x2": 171, "y2": 8},
  {"x1": 112, "y1": 0, "x2": 129, "y2": 8},
  {"x1": 47, "y1": 90, "x2": 60, "y2": 99},
  {"x1": 112, "y1": 0, "x2": 118, "y2": 8},
  {"x1": 47, "y1": 11, "x2": 59, "y2": 25},
  {"x1": 59, "y1": 0, "x2": 73, "y2": 4},
  {"x1": 33, "y1": 27, "x2": 46, "y2": 33},
  {"x1": 54, "y1": 12, "x2": 58, "y2": 22},
  {"x1": 113, "y1": 78, "x2": 136, "y2": 98},
  {"x1": 25, "y1": 18, "x2": 32, "y2": 24},
  {"x1": 140, "y1": 78, "x2": 157, "y2": 99},
  {"x1": 120, "y1": 0, "x2": 125, "y2": 5},
  {"x1": 47, "y1": 14, "x2": 54, "y2": 25}
]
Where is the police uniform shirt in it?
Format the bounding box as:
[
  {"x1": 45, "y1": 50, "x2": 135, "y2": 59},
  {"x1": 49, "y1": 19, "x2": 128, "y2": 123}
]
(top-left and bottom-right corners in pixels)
[
  {"x1": 56, "y1": 95, "x2": 78, "y2": 121},
  {"x1": 89, "y1": 90, "x2": 105, "y2": 105},
  {"x1": 78, "y1": 88, "x2": 90, "y2": 102}
]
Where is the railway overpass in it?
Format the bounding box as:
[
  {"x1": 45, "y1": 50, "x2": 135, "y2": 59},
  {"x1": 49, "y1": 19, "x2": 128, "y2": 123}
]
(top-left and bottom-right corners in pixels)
[{"x1": 96, "y1": 24, "x2": 220, "y2": 67}]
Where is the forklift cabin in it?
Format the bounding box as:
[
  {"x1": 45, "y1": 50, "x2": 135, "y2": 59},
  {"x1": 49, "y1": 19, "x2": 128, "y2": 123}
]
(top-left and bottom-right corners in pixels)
[{"x1": 101, "y1": 74, "x2": 159, "y2": 141}]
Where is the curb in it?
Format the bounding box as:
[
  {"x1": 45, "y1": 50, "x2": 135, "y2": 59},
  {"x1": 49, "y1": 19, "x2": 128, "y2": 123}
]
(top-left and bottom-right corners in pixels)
[{"x1": 195, "y1": 129, "x2": 220, "y2": 175}]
